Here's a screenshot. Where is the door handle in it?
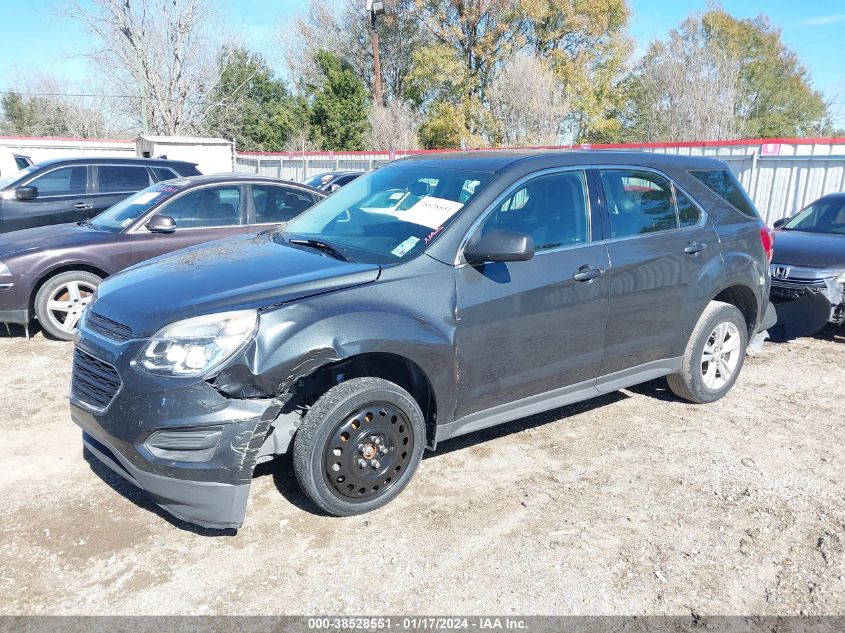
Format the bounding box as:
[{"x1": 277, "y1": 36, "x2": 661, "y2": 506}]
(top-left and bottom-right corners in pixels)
[
  {"x1": 684, "y1": 242, "x2": 706, "y2": 254},
  {"x1": 73, "y1": 202, "x2": 93, "y2": 210},
  {"x1": 573, "y1": 265, "x2": 604, "y2": 282}
]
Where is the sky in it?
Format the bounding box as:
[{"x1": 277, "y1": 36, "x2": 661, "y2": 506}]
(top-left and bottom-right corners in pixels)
[{"x1": 0, "y1": 0, "x2": 843, "y2": 128}]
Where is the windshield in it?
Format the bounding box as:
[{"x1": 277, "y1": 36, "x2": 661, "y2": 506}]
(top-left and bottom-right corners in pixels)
[
  {"x1": 283, "y1": 164, "x2": 494, "y2": 264},
  {"x1": 304, "y1": 173, "x2": 333, "y2": 188},
  {"x1": 0, "y1": 165, "x2": 37, "y2": 189},
  {"x1": 90, "y1": 181, "x2": 188, "y2": 231},
  {"x1": 784, "y1": 198, "x2": 845, "y2": 235}
]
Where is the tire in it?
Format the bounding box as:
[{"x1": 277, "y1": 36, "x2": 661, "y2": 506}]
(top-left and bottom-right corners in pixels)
[
  {"x1": 34, "y1": 271, "x2": 102, "y2": 341},
  {"x1": 667, "y1": 301, "x2": 748, "y2": 404},
  {"x1": 293, "y1": 377, "x2": 426, "y2": 516}
]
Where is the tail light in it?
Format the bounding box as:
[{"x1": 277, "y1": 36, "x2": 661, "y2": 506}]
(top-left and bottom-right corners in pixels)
[{"x1": 759, "y1": 224, "x2": 774, "y2": 263}]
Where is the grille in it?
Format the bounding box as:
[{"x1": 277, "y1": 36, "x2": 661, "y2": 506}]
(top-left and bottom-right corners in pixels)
[
  {"x1": 85, "y1": 311, "x2": 134, "y2": 342},
  {"x1": 770, "y1": 277, "x2": 827, "y2": 290},
  {"x1": 71, "y1": 349, "x2": 122, "y2": 410}
]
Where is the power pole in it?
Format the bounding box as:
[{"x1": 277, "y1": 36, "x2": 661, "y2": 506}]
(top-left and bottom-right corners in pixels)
[{"x1": 367, "y1": 0, "x2": 385, "y2": 106}]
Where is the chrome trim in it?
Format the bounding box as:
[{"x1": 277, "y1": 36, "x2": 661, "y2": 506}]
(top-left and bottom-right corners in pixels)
[{"x1": 0, "y1": 283, "x2": 13, "y2": 291}]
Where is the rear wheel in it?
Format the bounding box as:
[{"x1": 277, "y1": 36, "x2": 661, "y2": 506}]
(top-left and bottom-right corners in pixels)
[
  {"x1": 34, "y1": 271, "x2": 101, "y2": 341},
  {"x1": 293, "y1": 377, "x2": 426, "y2": 516},
  {"x1": 667, "y1": 301, "x2": 748, "y2": 404}
]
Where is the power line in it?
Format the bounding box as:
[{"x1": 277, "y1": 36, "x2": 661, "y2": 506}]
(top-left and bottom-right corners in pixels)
[{"x1": 0, "y1": 90, "x2": 203, "y2": 105}]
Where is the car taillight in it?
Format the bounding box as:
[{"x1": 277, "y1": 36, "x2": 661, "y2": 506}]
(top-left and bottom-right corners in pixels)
[{"x1": 759, "y1": 225, "x2": 774, "y2": 263}]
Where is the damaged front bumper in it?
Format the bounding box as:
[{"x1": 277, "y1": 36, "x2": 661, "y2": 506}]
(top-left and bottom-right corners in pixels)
[
  {"x1": 769, "y1": 265, "x2": 845, "y2": 325},
  {"x1": 70, "y1": 331, "x2": 293, "y2": 530}
]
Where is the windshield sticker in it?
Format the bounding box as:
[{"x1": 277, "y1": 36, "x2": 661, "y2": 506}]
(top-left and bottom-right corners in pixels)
[
  {"x1": 397, "y1": 197, "x2": 463, "y2": 229},
  {"x1": 424, "y1": 225, "x2": 444, "y2": 244},
  {"x1": 134, "y1": 191, "x2": 162, "y2": 205},
  {"x1": 391, "y1": 236, "x2": 420, "y2": 258}
]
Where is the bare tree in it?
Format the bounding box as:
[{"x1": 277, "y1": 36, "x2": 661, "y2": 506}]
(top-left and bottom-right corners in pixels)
[
  {"x1": 365, "y1": 100, "x2": 420, "y2": 151},
  {"x1": 60, "y1": 0, "x2": 225, "y2": 135},
  {"x1": 488, "y1": 55, "x2": 569, "y2": 146}
]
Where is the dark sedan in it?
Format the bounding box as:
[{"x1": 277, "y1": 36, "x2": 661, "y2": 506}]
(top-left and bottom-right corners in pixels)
[
  {"x1": 0, "y1": 175, "x2": 324, "y2": 340},
  {"x1": 769, "y1": 192, "x2": 845, "y2": 337},
  {"x1": 0, "y1": 157, "x2": 200, "y2": 233},
  {"x1": 303, "y1": 171, "x2": 363, "y2": 192}
]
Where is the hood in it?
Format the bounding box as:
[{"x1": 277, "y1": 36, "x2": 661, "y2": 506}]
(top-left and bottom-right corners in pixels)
[
  {"x1": 0, "y1": 222, "x2": 113, "y2": 263},
  {"x1": 91, "y1": 233, "x2": 381, "y2": 337},
  {"x1": 771, "y1": 229, "x2": 845, "y2": 270}
]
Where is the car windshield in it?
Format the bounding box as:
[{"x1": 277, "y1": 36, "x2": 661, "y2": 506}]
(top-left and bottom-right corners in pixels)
[
  {"x1": 0, "y1": 165, "x2": 37, "y2": 189},
  {"x1": 784, "y1": 198, "x2": 845, "y2": 235},
  {"x1": 90, "y1": 181, "x2": 189, "y2": 231},
  {"x1": 304, "y1": 173, "x2": 333, "y2": 188},
  {"x1": 281, "y1": 164, "x2": 495, "y2": 264}
]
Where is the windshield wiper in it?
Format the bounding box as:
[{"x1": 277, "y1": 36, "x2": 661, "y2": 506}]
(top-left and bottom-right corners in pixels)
[{"x1": 288, "y1": 238, "x2": 349, "y2": 262}]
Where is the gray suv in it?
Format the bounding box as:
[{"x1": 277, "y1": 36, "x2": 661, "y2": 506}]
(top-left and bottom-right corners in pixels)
[{"x1": 70, "y1": 150, "x2": 777, "y2": 529}]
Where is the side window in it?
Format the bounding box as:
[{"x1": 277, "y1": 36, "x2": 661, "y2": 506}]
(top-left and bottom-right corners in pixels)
[
  {"x1": 599, "y1": 170, "x2": 678, "y2": 238},
  {"x1": 481, "y1": 171, "x2": 590, "y2": 251},
  {"x1": 98, "y1": 165, "x2": 151, "y2": 193},
  {"x1": 252, "y1": 186, "x2": 316, "y2": 224},
  {"x1": 28, "y1": 166, "x2": 87, "y2": 196},
  {"x1": 151, "y1": 167, "x2": 178, "y2": 182},
  {"x1": 689, "y1": 169, "x2": 759, "y2": 218},
  {"x1": 675, "y1": 188, "x2": 701, "y2": 227},
  {"x1": 161, "y1": 186, "x2": 242, "y2": 228}
]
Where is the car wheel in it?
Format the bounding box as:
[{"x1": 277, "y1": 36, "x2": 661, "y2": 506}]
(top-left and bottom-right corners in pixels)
[
  {"x1": 293, "y1": 377, "x2": 426, "y2": 516},
  {"x1": 667, "y1": 300, "x2": 748, "y2": 404},
  {"x1": 34, "y1": 271, "x2": 101, "y2": 341}
]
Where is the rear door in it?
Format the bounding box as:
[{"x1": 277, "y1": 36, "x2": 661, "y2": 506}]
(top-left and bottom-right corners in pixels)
[
  {"x1": 92, "y1": 164, "x2": 154, "y2": 216},
  {"x1": 247, "y1": 184, "x2": 322, "y2": 231},
  {"x1": 128, "y1": 184, "x2": 251, "y2": 265},
  {"x1": 0, "y1": 164, "x2": 90, "y2": 232},
  {"x1": 594, "y1": 167, "x2": 718, "y2": 376}
]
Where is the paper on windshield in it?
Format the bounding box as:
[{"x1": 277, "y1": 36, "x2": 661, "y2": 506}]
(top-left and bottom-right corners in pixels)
[
  {"x1": 397, "y1": 196, "x2": 463, "y2": 229},
  {"x1": 134, "y1": 191, "x2": 161, "y2": 205}
]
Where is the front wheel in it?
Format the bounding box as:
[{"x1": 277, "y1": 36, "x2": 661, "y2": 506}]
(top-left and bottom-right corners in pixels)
[
  {"x1": 667, "y1": 301, "x2": 748, "y2": 404},
  {"x1": 292, "y1": 377, "x2": 426, "y2": 516},
  {"x1": 34, "y1": 271, "x2": 102, "y2": 341}
]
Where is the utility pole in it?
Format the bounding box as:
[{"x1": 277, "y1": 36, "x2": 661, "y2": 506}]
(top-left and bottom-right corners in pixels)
[{"x1": 366, "y1": 0, "x2": 385, "y2": 106}]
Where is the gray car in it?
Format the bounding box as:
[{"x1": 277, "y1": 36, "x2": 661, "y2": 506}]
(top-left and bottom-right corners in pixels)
[
  {"x1": 71, "y1": 150, "x2": 776, "y2": 529},
  {"x1": 0, "y1": 175, "x2": 324, "y2": 340}
]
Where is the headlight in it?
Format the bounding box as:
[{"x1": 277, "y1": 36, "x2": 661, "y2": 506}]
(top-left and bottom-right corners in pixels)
[
  {"x1": 0, "y1": 261, "x2": 10, "y2": 276},
  {"x1": 138, "y1": 310, "x2": 257, "y2": 377}
]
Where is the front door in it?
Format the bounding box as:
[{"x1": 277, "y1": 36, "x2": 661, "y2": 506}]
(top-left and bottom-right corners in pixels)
[
  {"x1": 129, "y1": 184, "x2": 250, "y2": 264},
  {"x1": 1, "y1": 165, "x2": 90, "y2": 232},
  {"x1": 454, "y1": 169, "x2": 611, "y2": 421}
]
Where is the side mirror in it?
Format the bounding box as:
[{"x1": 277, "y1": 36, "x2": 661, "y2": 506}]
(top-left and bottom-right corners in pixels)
[
  {"x1": 145, "y1": 214, "x2": 176, "y2": 233},
  {"x1": 773, "y1": 217, "x2": 788, "y2": 229},
  {"x1": 15, "y1": 186, "x2": 37, "y2": 201},
  {"x1": 464, "y1": 230, "x2": 535, "y2": 265}
]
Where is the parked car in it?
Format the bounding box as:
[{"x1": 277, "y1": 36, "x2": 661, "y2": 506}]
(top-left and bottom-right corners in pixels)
[
  {"x1": 14, "y1": 154, "x2": 33, "y2": 170},
  {"x1": 768, "y1": 192, "x2": 845, "y2": 337},
  {"x1": 0, "y1": 175, "x2": 324, "y2": 340},
  {"x1": 0, "y1": 157, "x2": 201, "y2": 234},
  {"x1": 303, "y1": 171, "x2": 363, "y2": 192},
  {"x1": 71, "y1": 151, "x2": 776, "y2": 529}
]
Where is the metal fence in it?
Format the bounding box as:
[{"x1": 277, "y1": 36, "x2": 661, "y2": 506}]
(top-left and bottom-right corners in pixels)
[{"x1": 235, "y1": 140, "x2": 845, "y2": 225}]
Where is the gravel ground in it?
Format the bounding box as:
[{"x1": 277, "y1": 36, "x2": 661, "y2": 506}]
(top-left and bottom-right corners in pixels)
[{"x1": 0, "y1": 324, "x2": 843, "y2": 616}]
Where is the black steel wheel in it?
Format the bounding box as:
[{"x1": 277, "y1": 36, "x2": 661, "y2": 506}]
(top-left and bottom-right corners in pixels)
[{"x1": 293, "y1": 377, "x2": 426, "y2": 516}]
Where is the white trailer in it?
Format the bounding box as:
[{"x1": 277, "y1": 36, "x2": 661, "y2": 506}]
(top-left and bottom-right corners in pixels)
[{"x1": 135, "y1": 136, "x2": 234, "y2": 175}]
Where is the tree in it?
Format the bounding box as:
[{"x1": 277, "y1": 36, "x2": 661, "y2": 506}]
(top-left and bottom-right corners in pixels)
[
  {"x1": 204, "y1": 47, "x2": 309, "y2": 151},
  {"x1": 488, "y1": 55, "x2": 568, "y2": 146},
  {"x1": 623, "y1": 8, "x2": 833, "y2": 142},
  {"x1": 61, "y1": 0, "x2": 223, "y2": 135},
  {"x1": 365, "y1": 101, "x2": 421, "y2": 151},
  {"x1": 417, "y1": 101, "x2": 471, "y2": 149},
  {"x1": 307, "y1": 51, "x2": 370, "y2": 151}
]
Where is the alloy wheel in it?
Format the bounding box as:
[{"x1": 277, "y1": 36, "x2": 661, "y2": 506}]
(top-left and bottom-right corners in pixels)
[
  {"x1": 45, "y1": 280, "x2": 97, "y2": 333},
  {"x1": 700, "y1": 321, "x2": 742, "y2": 390}
]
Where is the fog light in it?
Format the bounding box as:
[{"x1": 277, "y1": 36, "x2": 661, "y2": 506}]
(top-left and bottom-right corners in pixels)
[{"x1": 144, "y1": 427, "x2": 223, "y2": 462}]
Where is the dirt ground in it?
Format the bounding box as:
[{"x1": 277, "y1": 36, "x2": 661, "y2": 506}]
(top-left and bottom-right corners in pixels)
[{"x1": 0, "y1": 324, "x2": 843, "y2": 616}]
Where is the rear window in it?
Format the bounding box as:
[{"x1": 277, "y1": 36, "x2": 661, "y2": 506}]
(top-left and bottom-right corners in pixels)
[
  {"x1": 98, "y1": 165, "x2": 151, "y2": 193},
  {"x1": 689, "y1": 169, "x2": 759, "y2": 218}
]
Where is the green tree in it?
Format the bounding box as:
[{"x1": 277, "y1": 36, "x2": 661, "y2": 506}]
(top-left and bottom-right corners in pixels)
[
  {"x1": 307, "y1": 50, "x2": 370, "y2": 151},
  {"x1": 205, "y1": 47, "x2": 309, "y2": 151},
  {"x1": 1, "y1": 92, "x2": 38, "y2": 134}
]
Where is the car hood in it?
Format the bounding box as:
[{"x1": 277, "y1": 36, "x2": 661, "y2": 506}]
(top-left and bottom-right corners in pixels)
[
  {"x1": 0, "y1": 222, "x2": 114, "y2": 262},
  {"x1": 91, "y1": 232, "x2": 381, "y2": 337},
  {"x1": 771, "y1": 229, "x2": 845, "y2": 270}
]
